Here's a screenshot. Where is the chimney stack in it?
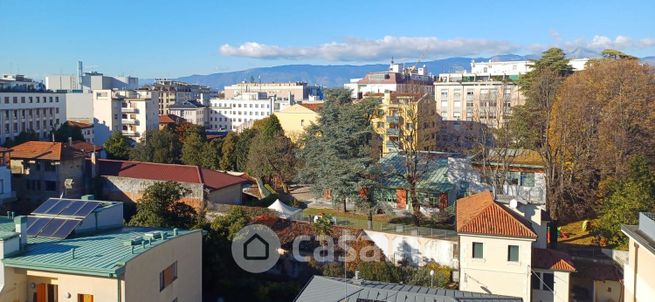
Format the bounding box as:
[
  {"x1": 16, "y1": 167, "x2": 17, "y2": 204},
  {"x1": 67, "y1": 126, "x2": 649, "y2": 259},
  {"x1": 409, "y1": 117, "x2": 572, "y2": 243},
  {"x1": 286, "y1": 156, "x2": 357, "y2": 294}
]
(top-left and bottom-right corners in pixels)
[{"x1": 14, "y1": 216, "x2": 27, "y2": 249}]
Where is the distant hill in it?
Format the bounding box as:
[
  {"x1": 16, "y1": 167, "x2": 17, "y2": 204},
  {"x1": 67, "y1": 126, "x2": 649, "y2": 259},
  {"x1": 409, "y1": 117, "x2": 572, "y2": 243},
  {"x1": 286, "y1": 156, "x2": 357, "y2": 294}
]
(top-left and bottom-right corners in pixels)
[{"x1": 159, "y1": 50, "x2": 649, "y2": 90}]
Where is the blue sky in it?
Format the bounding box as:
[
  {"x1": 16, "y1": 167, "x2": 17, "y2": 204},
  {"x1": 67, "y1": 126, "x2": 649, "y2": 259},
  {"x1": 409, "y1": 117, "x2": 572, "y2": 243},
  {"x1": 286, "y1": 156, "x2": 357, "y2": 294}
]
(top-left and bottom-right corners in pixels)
[{"x1": 1, "y1": 0, "x2": 654, "y2": 79}]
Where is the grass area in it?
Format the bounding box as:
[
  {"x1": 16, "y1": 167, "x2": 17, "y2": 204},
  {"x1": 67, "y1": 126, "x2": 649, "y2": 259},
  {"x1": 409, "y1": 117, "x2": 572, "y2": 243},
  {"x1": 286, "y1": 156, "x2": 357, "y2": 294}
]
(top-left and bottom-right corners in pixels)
[
  {"x1": 302, "y1": 207, "x2": 454, "y2": 231},
  {"x1": 558, "y1": 219, "x2": 598, "y2": 247},
  {"x1": 303, "y1": 208, "x2": 393, "y2": 222}
]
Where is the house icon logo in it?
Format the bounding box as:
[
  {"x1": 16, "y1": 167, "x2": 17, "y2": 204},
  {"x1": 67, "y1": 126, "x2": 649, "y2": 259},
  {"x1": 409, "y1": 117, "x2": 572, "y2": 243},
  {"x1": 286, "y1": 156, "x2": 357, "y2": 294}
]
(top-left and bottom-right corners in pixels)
[
  {"x1": 231, "y1": 224, "x2": 281, "y2": 273},
  {"x1": 244, "y1": 233, "x2": 269, "y2": 260}
]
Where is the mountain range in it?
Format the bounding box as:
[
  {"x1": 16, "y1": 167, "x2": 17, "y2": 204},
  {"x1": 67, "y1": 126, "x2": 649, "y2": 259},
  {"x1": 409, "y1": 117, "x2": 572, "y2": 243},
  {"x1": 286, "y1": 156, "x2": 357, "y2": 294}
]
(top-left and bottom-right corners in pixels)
[{"x1": 155, "y1": 48, "x2": 651, "y2": 90}]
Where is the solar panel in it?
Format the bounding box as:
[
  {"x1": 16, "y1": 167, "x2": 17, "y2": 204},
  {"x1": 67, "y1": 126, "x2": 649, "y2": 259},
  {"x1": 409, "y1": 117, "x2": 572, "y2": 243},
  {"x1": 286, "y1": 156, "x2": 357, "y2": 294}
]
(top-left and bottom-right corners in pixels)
[
  {"x1": 51, "y1": 219, "x2": 82, "y2": 239},
  {"x1": 74, "y1": 202, "x2": 101, "y2": 217},
  {"x1": 26, "y1": 218, "x2": 52, "y2": 236},
  {"x1": 59, "y1": 200, "x2": 86, "y2": 216},
  {"x1": 31, "y1": 199, "x2": 60, "y2": 214},
  {"x1": 45, "y1": 200, "x2": 72, "y2": 215},
  {"x1": 39, "y1": 219, "x2": 68, "y2": 237}
]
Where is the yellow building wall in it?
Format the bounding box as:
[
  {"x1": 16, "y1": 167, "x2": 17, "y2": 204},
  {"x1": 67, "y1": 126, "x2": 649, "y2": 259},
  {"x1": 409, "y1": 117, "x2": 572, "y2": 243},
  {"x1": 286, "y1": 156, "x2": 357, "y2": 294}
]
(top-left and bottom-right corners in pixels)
[{"x1": 274, "y1": 105, "x2": 319, "y2": 142}]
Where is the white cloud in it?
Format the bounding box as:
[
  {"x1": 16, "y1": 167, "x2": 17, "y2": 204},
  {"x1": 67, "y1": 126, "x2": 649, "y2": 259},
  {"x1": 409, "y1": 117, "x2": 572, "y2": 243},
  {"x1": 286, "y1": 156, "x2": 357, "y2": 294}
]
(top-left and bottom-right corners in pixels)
[
  {"x1": 219, "y1": 36, "x2": 517, "y2": 61},
  {"x1": 219, "y1": 35, "x2": 655, "y2": 61}
]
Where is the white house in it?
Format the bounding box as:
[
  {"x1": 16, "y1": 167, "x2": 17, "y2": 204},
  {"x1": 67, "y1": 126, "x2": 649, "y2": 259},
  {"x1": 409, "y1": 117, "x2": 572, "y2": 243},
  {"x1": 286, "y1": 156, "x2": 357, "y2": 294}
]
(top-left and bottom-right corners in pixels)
[
  {"x1": 207, "y1": 92, "x2": 293, "y2": 132},
  {"x1": 456, "y1": 191, "x2": 575, "y2": 302}
]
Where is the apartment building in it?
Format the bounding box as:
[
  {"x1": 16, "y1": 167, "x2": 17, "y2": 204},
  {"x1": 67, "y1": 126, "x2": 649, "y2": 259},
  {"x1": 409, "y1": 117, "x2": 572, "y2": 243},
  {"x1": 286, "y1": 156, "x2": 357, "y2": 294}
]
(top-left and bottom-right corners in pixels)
[
  {"x1": 207, "y1": 92, "x2": 292, "y2": 132},
  {"x1": 345, "y1": 61, "x2": 435, "y2": 99},
  {"x1": 1, "y1": 75, "x2": 66, "y2": 145},
  {"x1": 92, "y1": 89, "x2": 159, "y2": 145},
  {"x1": 224, "y1": 81, "x2": 322, "y2": 101},
  {"x1": 168, "y1": 100, "x2": 208, "y2": 127},
  {"x1": 622, "y1": 212, "x2": 655, "y2": 301},
  {"x1": 273, "y1": 103, "x2": 322, "y2": 142},
  {"x1": 142, "y1": 79, "x2": 216, "y2": 115},
  {"x1": 371, "y1": 92, "x2": 438, "y2": 154},
  {"x1": 0, "y1": 147, "x2": 15, "y2": 203},
  {"x1": 0, "y1": 198, "x2": 202, "y2": 302}
]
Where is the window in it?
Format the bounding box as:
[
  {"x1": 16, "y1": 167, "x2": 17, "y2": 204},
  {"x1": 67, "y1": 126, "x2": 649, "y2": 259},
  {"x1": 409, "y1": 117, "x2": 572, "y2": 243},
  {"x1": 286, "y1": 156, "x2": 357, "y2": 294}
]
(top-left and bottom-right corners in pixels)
[
  {"x1": 507, "y1": 245, "x2": 519, "y2": 262},
  {"x1": 532, "y1": 272, "x2": 554, "y2": 290},
  {"x1": 45, "y1": 181, "x2": 57, "y2": 191},
  {"x1": 160, "y1": 261, "x2": 178, "y2": 291},
  {"x1": 472, "y1": 242, "x2": 483, "y2": 259},
  {"x1": 78, "y1": 294, "x2": 94, "y2": 302},
  {"x1": 520, "y1": 173, "x2": 535, "y2": 187}
]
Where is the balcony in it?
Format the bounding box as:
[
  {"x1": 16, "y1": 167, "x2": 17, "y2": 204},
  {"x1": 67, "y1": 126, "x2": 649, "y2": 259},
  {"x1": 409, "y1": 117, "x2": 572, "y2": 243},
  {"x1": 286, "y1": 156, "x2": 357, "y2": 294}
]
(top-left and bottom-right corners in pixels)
[
  {"x1": 123, "y1": 131, "x2": 139, "y2": 137},
  {"x1": 121, "y1": 107, "x2": 138, "y2": 113},
  {"x1": 386, "y1": 128, "x2": 399, "y2": 137},
  {"x1": 121, "y1": 119, "x2": 139, "y2": 125},
  {"x1": 386, "y1": 115, "x2": 399, "y2": 123}
]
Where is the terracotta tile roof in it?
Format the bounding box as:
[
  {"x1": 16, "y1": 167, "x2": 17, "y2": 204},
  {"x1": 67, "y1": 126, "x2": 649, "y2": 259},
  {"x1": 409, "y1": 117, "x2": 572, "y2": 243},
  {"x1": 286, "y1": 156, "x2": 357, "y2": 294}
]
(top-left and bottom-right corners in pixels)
[
  {"x1": 299, "y1": 103, "x2": 323, "y2": 112},
  {"x1": 158, "y1": 114, "x2": 186, "y2": 124},
  {"x1": 10, "y1": 141, "x2": 84, "y2": 161},
  {"x1": 532, "y1": 248, "x2": 576, "y2": 272},
  {"x1": 97, "y1": 159, "x2": 247, "y2": 191},
  {"x1": 70, "y1": 141, "x2": 103, "y2": 154},
  {"x1": 456, "y1": 191, "x2": 537, "y2": 239},
  {"x1": 65, "y1": 120, "x2": 93, "y2": 129}
]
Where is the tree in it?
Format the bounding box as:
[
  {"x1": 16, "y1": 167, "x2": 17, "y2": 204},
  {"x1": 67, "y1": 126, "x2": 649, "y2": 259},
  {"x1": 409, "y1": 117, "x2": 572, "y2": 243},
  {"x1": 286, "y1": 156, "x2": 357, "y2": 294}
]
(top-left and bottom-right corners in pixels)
[
  {"x1": 407, "y1": 262, "x2": 451, "y2": 288},
  {"x1": 220, "y1": 132, "x2": 238, "y2": 170},
  {"x1": 181, "y1": 132, "x2": 206, "y2": 166},
  {"x1": 601, "y1": 49, "x2": 637, "y2": 60},
  {"x1": 104, "y1": 131, "x2": 132, "y2": 160},
  {"x1": 297, "y1": 89, "x2": 379, "y2": 212},
  {"x1": 509, "y1": 48, "x2": 571, "y2": 220},
  {"x1": 594, "y1": 157, "x2": 655, "y2": 246},
  {"x1": 234, "y1": 128, "x2": 257, "y2": 171},
  {"x1": 5, "y1": 129, "x2": 40, "y2": 147},
  {"x1": 173, "y1": 122, "x2": 205, "y2": 144},
  {"x1": 130, "y1": 128, "x2": 182, "y2": 164},
  {"x1": 53, "y1": 123, "x2": 84, "y2": 143},
  {"x1": 201, "y1": 138, "x2": 223, "y2": 170},
  {"x1": 128, "y1": 181, "x2": 198, "y2": 228},
  {"x1": 246, "y1": 119, "x2": 297, "y2": 192}
]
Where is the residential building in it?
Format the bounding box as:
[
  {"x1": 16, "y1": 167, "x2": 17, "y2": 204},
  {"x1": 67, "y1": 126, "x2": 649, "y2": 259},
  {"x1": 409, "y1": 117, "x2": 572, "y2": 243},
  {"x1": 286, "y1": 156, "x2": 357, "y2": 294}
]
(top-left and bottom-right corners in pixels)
[
  {"x1": 294, "y1": 275, "x2": 522, "y2": 302},
  {"x1": 142, "y1": 79, "x2": 216, "y2": 115},
  {"x1": 0, "y1": 147, "x2": 15, "y2": 203},
  {"x1": 435, "y1": 59, "x2": 590, "y2": 128},
  {"x1": 224, "y1": 81, "x2": 322, "y2": 101},
  {"x1": 371, "y1": 92, "x2": 438, "y2": 154},
  {"x1": 344, "y1": 61, "x2": 435, "y2": 99},
  {"x1": 436, "y1": 120, "x2": 491, "y2": 152},
  {"x1": 456, "y1": 191, "x2": 575, "y2": 302},
  {"x1": 621, "y1": 212, "x2": 655, "y2": 301},
  {"x1": 8, "y1": 141, "x2": 85, "y2": 202},
  {"x1": 93, "y1": 159, "x2": 249, "y2": 211},
  {"x1": 81, "y1": 72, "x2": 138, "y2": 91},
  {"x1": 0, "y1": 75, "x2": 66, "y2": 145},
  {"x1": 207, "y1": 92, "x2": 293, "y2": 132},
  {"x1": 167, "y1": 100, "x2": 208, "y2": 127},
  {"x1": 64, "y1": 120, "x2": 94, "y2": 143},
  {"x1": 273, "y1": 103, "x2": 322, "y2": 142},
  {"x1": 92, "y1": 89, "x2": 159, "y2": 145},
  {"x1": 158, "y1": 114, "x2": 186, "y2": 130},
  {"x1": 0, "y1": 198, "x2": 202, "y2": 302}
]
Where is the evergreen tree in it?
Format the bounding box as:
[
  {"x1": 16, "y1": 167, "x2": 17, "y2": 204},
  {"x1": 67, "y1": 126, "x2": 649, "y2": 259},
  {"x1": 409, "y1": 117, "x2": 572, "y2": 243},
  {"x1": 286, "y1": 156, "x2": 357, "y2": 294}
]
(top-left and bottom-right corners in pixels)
[
  {"x1": 201, "y1": 138, "x2": 223, "y2": 170},
  {"x1": 128, "y1": 181, "x2": 198, "y2": 228},
  {"x1": 181, "y1": 132, "x2": 206, "y2": 166},
  {"x1": 104, "y1": 131, "x2": 132, "y2": 160},
  {"x1": 234, "y1": 128, "x2": 256, "y2": 171},
  {"x1": 130, "y1": 128, "x2": 182, "y2": 163},
  {"x1": 219, "y1": 132, "x2": 238, "y2": 170},
  {"x1": 53, "y1": 122, "x2": 85, "y2": 143}
]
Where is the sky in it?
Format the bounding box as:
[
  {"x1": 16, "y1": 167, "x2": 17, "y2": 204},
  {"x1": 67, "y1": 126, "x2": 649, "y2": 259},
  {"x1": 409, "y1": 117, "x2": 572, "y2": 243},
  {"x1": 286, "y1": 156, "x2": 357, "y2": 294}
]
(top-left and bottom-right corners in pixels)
[{"x1": 1, "y1": 0, "x2": 654, "y2": 79}]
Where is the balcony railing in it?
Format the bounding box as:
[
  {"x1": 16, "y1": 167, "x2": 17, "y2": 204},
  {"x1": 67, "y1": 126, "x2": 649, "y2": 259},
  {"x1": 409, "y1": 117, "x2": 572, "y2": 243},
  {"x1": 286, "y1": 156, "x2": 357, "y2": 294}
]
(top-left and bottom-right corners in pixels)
[
  {"x1": 121, "y1": 107, "x2": 138, "y2": 113},
  {"x1": 386, "y1": 115, "x2": 399, "y2": 123},
  {"x1": 121, "y1": 119, "x2": 138, "y2": 125}
]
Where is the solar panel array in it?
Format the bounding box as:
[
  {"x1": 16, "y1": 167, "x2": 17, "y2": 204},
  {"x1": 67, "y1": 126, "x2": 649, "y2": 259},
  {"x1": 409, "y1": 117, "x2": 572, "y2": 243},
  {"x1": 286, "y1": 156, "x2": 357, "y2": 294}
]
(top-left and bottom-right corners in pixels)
[
  {"x1": 27, "y1": 198, "x2": 102, "y2": 239},
  {"x1": 32, "y1": 199, "x2": 101, "y2": 217}
]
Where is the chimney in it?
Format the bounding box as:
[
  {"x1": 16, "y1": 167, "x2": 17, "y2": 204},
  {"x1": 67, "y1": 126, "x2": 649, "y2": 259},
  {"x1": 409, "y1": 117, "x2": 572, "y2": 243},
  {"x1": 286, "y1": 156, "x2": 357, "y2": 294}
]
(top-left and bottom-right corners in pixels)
[
  {"x1": 14, "y1": 216, "x2": 27, "y2": 249},
  {"x1": 68, "y1": 136, "x2": 73, "y2": 146}
]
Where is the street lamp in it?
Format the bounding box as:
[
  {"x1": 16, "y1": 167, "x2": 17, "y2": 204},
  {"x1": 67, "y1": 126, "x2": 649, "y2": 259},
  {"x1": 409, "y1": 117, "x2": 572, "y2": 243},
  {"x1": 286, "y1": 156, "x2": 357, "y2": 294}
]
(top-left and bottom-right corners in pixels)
[{"x1": 430, "y1": 269, "x2": 435, "y2": 287}]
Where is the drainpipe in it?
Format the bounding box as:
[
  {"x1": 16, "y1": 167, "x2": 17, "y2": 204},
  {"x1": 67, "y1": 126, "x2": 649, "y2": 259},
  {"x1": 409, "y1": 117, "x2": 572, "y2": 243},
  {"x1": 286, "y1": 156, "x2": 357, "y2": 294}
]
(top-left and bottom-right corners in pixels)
[{"x1": 117, "y1": 276, "x2": 122, "y2": 302}]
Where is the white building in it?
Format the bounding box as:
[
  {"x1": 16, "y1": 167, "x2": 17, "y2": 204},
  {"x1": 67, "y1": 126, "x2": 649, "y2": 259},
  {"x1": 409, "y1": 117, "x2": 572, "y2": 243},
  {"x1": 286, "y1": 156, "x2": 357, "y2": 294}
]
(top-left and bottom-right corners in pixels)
[
  {"x1": 0, "y1": 75, "x2": 66, "y2": 145},
  {"x1": 0, "y1": 148, "x2": 15, "y2": 203},
  {"x1": 344, "y1": 61, "x2": 435, "y2": 99},
  {"x1": 168, "y1": 100, "x2": 208, "y2": 127},
  {"x1": 92, "y1": 89, "x2": 159, "y2": 145},
  {"x1": 457, "y1": 191, "x2": 575, "y2": 302},
  {"x1": 224, "y1": 81, "x2": 321, "y2": 101},
  {"x1": 142, "y1": 79, "x2": 217, "y2": 115},
  {"x1": 207, "y1": 92, "x2": 292, "y2": 132}
]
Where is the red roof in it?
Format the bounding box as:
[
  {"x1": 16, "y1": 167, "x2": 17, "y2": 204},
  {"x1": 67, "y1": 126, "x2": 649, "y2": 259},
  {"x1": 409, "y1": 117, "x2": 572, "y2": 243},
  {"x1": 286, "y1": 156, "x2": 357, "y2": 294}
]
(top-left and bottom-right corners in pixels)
[
  {"x1": 159, "y1": 114, "x2": 186, "y2": 124},
  {"x1": 97, "y1": 159, "x2": 247, "y2": 191},
  {"x1": 70, "y1": 141, "x2": 103, "y2": 154},
  {"x1": 533, "y1": 248, "x2": 576, "y2": 272},
  {"x1": 456, "y1": 191, "x2": 537, "y2": 239},
  {"x1": 299, "y1": 103, "x2": 323, "y2": 112},
  {"x1": 10, "y1": 141, "x2": 84, "y2": 161}
]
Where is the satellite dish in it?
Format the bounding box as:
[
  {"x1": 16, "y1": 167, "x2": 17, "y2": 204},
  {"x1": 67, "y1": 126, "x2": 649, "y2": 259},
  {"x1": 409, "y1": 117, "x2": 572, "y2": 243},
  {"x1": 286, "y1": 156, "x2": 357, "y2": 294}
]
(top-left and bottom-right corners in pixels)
[
  {"x1": 64, "y1": 179, "x2": 74, "y2": 190},
  {"x1": 509, "y1": 199, "x2": 518, "y2": 209}
]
